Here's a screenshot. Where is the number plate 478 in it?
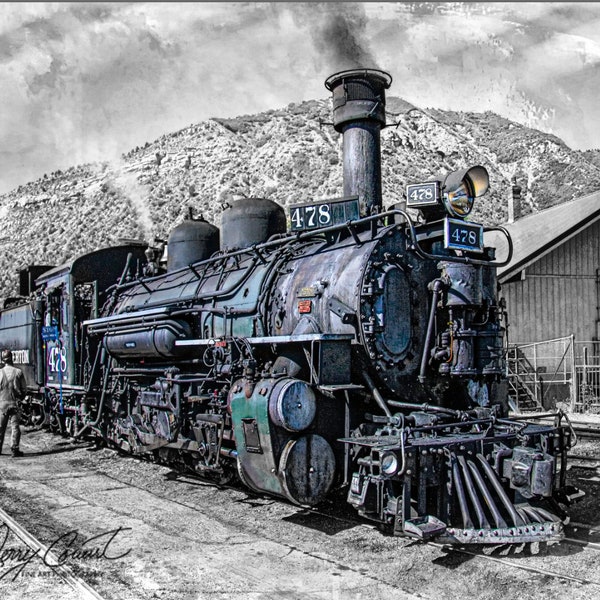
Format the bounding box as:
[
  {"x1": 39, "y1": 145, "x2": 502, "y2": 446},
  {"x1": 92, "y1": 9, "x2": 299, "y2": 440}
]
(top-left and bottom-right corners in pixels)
[{"x1": 444, "y1": 218, "x2": 484, "y2": 253}]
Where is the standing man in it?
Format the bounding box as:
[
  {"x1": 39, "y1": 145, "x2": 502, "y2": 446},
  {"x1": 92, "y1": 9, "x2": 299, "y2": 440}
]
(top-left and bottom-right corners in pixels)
[{"x1": 0, "y1": 349, "x2": 27, "y2": 457}]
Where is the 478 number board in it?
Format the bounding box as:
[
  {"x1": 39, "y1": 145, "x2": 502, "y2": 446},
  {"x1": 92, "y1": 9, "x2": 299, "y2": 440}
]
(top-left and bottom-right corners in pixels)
[
  {"x1": 444, "y1": 218, "x2": 484, "y2": 253},
  {"x1": 289, "y1": 197, "x2": 360, "y2": 232}
]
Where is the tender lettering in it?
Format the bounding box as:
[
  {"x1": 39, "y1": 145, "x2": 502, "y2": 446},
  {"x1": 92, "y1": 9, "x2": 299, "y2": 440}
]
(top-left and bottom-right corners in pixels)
[{"x1": 8, "y1": 350, "x2": 30, "y2": 365}]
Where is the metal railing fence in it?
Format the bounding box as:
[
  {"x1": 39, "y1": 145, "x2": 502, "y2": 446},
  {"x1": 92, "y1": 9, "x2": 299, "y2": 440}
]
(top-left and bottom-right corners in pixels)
[
  {"x1": 507, "y1": 335, "x2": 575, "y2": 413},
  {"x1": 574, "y1": 341, "x2": 600, "y2": 413}
]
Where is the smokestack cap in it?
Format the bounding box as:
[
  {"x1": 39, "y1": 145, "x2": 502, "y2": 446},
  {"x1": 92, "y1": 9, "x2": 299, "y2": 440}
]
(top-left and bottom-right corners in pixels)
[{"x1": 325, "y1": 69, "x2": 392, "y2": 131}]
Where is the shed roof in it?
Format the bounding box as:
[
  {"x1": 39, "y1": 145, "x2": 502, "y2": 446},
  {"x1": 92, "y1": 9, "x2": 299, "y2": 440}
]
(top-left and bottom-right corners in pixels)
[{"x1": 484, "y1": 191, "x2": 600, "y2": 283}]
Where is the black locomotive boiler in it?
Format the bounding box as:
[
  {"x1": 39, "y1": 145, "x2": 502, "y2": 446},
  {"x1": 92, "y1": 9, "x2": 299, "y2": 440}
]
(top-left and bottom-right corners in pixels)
[{"x1": 0, "y1": 69, "x2": 581, "y2": 544}]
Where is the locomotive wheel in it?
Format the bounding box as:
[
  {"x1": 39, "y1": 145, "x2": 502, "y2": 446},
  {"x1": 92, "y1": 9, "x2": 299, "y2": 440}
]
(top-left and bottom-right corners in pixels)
[
  {"x1": 48, "y1": 412, "x2": 66, "y2": 436},
  {"x1": 30, "y1": 406, "x2": 47, "y2": 428}
]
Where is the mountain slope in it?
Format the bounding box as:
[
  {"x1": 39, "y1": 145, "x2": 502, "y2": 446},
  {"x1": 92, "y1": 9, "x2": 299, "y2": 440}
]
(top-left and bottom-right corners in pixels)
[{"x1": 1, "y1": 97, "x2": 599, "y2": 299}]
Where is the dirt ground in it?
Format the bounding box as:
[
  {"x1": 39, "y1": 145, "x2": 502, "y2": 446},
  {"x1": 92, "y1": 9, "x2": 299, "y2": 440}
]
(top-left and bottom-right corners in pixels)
[{"x1": 1, "y1": 427, "x2": 600, "y2": 600}]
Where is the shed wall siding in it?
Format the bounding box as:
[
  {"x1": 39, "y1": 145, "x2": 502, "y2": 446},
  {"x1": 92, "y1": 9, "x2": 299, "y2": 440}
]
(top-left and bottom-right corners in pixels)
[{"x1": 500, "y1": 219, "x2": 600, "y2": 344}]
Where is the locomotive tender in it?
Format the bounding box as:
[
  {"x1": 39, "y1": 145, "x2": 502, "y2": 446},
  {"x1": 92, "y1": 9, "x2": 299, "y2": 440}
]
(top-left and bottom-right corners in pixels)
[{"x1": 0, "y1": 70, "x2": 581, "y2": 544}]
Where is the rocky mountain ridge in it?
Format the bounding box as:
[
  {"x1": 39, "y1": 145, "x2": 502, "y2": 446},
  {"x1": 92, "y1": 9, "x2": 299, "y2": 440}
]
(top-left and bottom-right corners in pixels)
[{"x1": 1, "y1": 95, "x2": 599, "y2": 300}]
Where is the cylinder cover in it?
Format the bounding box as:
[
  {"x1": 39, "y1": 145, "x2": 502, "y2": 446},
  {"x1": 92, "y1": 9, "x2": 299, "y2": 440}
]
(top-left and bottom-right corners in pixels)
[
  {"x1": 279, "y1": 434, "x2": 336, "y2": 506},
  {"x1": 267, "y1": 378, "x2": 317, "y2": 432}
]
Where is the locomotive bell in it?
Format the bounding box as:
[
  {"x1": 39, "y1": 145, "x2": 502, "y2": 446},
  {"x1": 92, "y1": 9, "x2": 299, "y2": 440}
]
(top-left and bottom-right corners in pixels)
[{"x1": 325, "y1": 69, "x2": 392, "y2": 216}]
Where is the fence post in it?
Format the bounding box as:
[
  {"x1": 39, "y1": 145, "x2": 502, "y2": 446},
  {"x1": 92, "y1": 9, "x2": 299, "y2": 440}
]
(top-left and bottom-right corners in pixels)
[
  {"x1": 570, "y1": 334, "x2": 577, "y2": 412},
  {"x1": 533, "y1": 343, "x2": 539, "y2": 407},
  {"x1": 584, "y1": 346, "x2": 589, "y2": 388}
]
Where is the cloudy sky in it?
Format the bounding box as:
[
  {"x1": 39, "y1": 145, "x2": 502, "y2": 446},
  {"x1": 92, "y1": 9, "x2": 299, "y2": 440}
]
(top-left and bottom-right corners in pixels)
[{"x1": 1, "y1": 2, "x2": 600, "y2": 194}]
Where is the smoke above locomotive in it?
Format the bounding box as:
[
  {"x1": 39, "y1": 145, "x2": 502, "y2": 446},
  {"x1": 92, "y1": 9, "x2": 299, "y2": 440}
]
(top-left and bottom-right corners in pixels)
[{"x1": 0, "y1": 69, "x2": 582, "y2": 545}]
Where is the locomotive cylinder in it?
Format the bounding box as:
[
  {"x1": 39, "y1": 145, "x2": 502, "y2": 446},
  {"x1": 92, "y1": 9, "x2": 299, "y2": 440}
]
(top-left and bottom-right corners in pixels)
[{"x1": 325, "y1": 69, "x2": 392, "y2": 215}]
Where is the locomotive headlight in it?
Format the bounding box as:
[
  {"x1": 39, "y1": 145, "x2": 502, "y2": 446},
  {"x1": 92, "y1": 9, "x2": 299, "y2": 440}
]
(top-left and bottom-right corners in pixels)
[
  {"x1": 444, "y1": 183, "x2": 474, "y2": 217},
  {"x1": 441, "y1": 165, "x2": 489, "y2": 219},
  {"x1": 406, "y1": 165, "x2": 489, "y2": 221},
  {"x1": 381, "y1": 452, "x2": 399, "y2": 476}
]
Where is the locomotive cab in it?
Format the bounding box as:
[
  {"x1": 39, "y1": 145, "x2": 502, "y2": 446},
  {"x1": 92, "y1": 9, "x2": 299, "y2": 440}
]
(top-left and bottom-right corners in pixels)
[{"x1": 31, "y1": 245, "x2": 148, "y2": 431}]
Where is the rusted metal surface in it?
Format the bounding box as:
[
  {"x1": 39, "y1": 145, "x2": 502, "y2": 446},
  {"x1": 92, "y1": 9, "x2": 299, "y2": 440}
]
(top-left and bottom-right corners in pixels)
[{"x1": 325, "y1": 69, "x2": 392, "y2": 215}]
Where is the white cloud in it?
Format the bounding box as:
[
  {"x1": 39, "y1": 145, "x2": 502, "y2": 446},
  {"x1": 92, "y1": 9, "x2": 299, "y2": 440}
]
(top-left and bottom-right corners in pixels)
[{"x1": 0, "y1": 2, "x2": 599, "y2": 194}]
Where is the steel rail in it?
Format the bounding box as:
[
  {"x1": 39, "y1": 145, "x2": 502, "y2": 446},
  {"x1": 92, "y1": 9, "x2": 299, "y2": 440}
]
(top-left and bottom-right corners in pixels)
[
  {"x1": 92, "y1": 462, "x2": 600, "y2": 558},
  {"x1": 100, "y1": 470, "x2": 600, "y2": 587},
  {"x1": 24, "y1": 467, "x2": 423, "y2": 599},
  {"x1": 0, "y1": 506, "x2": 106, "y2": 600},
  {"x1": 429, "y1": 541, "x2": 600, "y2": 588}
]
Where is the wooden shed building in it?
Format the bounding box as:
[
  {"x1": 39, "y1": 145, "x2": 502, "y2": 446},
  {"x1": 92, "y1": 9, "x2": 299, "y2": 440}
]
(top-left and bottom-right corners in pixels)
[
  {"x1": 488, "y1": 191, "x2": 600, "y2": 345},
  {"x1": 484, "y1": 191, "x2": 600, "y2": 412}
]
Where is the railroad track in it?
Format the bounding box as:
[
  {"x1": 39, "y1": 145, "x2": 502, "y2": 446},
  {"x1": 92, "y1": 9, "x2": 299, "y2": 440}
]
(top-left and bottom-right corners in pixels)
[
  {"x1": 521, "y1": 415, "x2": 600, "y2": 440},
  {"x1": 566, "y1": 453, "x2": 600, "y2": 467},
  {"x1": 0, "y1": 506, "x2": 106, "y2": 600},
  {"x1": 1, "y1": 466, "x2": 421, "y2": 600},
  {"x1": 432, "y1": 541, "x2": 600, "y2": 588},
  {"x1": 571, "y1": 421, "x2": 600, "y2": 440}
]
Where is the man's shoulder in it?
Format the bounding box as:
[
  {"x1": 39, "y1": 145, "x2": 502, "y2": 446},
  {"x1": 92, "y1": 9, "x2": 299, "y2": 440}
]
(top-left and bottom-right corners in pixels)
[{"x1": 3, "y1": 364, "x2": 23, "y2": 376}]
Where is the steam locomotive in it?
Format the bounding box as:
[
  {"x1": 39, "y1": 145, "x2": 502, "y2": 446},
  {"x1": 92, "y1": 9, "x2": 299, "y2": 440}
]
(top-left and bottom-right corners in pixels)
[{"x1": 0, "y1": 70, "x2": 581, "y2": 544}]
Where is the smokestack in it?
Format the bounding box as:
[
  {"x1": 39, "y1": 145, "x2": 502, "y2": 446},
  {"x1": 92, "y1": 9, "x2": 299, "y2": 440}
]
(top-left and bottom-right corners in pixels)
[
  {"x1": 325, "y1": 69, "x2": 392, "y2": 215},
  {"x1": 507, "y1": 176, "x2": 522, "y2": 223}
]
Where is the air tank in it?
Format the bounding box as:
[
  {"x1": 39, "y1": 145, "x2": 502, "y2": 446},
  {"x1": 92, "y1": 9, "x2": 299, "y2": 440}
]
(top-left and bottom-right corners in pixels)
[
  {"x1": 167, "y1": 211, "x2": 220, "y2": 271},
  {"x1": 220, "y1": 198, "x2": 286, "y2": 251}
]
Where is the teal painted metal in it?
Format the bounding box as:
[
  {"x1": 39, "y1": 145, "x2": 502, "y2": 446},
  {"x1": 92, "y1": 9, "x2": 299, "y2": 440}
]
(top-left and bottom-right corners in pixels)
[
  {"x1": 229, "y1": 379, "x2": 285, "y2": 498},
  {"x1": 230, "y1": 377, "x2": 337, "y2": 506}
]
